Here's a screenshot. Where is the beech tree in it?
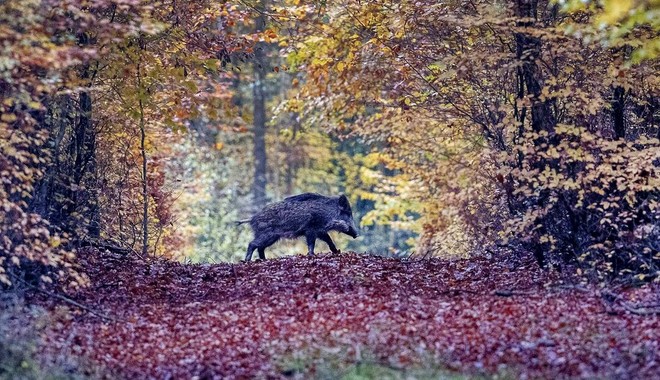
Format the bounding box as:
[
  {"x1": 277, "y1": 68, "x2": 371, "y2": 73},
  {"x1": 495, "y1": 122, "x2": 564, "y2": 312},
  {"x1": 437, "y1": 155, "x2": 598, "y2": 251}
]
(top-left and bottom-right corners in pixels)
[
  {"x1": 285, "y1": 0, "x2": 659, "y2": 279},
  {"x1": 0, "y1": 0, "x2": 257, "y2": 285}
]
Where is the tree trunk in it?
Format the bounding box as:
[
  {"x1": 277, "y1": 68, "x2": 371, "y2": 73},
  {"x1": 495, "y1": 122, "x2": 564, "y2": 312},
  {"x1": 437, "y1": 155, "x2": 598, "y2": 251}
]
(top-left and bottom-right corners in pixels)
[
  {"x1": 251, "y1": 1, "x2": 268, "y2": 209},
  {"x1": 285, "y1": 112, "x2": 300, "y2": 195},
  {"x1": 612, "y1": 86, "x2": 626, "y2": 139},
  {"x1": 137, "y1": 46, "x2": 149, "y2": 258},
  {"x1": 514, "y1": 0, "x2": 558, "y2": 268},
  {"x1": 76, "y1": 78, "x2": 100, "y2": 238},
  {"x1": 515, "y1": 0, "x2": 556, "y2": 135},
  {"x1": 30, "y1": 32, "x2": 99, "y2": 238}
]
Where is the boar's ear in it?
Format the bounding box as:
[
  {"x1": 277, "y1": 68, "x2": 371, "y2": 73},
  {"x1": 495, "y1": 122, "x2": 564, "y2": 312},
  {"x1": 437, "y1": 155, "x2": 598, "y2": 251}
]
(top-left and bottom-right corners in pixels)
[{"x1": 338, "y1": 194, "x2": 350, "y2": 211}]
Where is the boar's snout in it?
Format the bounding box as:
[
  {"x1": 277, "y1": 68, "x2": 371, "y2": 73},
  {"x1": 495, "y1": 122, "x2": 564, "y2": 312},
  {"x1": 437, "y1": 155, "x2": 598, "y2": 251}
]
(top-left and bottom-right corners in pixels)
[{"x1": 337, "y1": 194, "x2": 359, "y2": 239}]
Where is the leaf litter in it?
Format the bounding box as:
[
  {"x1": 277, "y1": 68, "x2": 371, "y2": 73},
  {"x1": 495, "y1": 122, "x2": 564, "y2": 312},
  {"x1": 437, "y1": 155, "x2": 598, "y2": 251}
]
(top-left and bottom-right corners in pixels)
[{"x1": 35, "y1": 249, "x2": 659, "y2": 379}]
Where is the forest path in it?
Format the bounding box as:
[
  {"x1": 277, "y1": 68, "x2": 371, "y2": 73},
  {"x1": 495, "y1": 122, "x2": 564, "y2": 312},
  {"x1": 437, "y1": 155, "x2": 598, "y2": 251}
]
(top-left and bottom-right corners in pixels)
[{"x1": 39, "y1": 249, "x2": 659, "y2": 379}]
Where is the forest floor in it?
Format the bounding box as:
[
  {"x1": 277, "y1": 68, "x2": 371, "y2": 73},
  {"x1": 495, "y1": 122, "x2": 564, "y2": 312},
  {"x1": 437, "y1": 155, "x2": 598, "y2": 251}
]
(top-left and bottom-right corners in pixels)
[{"x1": 34, "y1": 249, "x2": 659, "y2": 379}]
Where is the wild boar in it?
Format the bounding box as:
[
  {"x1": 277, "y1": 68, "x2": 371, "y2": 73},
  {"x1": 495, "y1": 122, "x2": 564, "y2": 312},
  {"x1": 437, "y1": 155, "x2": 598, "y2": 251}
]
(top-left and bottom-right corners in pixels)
[{"x1": 238, "y1": 193, "x2": 359, "y2": 261}]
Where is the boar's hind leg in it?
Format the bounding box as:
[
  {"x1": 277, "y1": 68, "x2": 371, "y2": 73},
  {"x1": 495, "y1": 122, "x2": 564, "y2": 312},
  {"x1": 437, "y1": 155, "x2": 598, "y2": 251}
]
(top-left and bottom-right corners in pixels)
[
  {"x1": 305, "y1": 233, "x2": 317, "y2": 256},
  {"x1": 245, "y1": 242, "x2": 257, "y2": 262},
  {"x1": 246, "y1": 235, "x2": 279, "y2": 261},
  {"x1": 319, "y1": 232, "x2": 340, "y2": 254}
]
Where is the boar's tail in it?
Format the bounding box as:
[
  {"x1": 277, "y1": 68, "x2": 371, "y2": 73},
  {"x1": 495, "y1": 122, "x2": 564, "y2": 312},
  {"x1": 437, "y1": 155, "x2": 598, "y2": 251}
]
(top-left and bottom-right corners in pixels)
[{"x1": 234, "y1": 219, "x2": 251, "y2": 226}]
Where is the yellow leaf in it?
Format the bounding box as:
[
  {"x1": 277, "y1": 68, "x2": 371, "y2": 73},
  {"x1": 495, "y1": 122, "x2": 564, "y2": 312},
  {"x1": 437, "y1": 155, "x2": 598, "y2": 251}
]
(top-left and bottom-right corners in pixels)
[
  {"x1": 598, "y1": 0, "x2": 634, "y2": 24},
  {"x1": 50, "y1": 236, "x2": 61, "y2": 248},
  {"x1": 1, "y1": 113, "x2": 17, "y2": 122}
]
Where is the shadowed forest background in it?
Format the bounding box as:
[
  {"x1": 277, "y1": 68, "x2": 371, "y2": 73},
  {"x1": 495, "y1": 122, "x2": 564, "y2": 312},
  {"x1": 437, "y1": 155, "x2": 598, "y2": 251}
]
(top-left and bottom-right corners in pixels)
[{"x1": 0, "y1": 0, "x2": 659, "y2": 378}]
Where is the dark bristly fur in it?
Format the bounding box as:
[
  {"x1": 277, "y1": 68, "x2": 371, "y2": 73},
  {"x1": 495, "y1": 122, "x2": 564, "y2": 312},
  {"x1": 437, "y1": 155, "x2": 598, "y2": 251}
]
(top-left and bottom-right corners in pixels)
[{"x1": 240, "y1": 193, "x2": 359, "y2": 261}]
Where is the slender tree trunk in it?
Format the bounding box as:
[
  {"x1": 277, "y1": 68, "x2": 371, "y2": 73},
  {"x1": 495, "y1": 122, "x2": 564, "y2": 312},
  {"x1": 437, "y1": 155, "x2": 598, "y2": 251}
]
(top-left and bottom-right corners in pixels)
[
  {"x1": 232, "y1": 72, "x2": 243, "y2": 116},
  {"x1": 285, "y1": 112, "x2": 300, "y2": 195},
  {"x1": 139, "y1": 98, "x2": 148, "y2": 257},
  {"x1": 77, "y1": 82, "x2": 100, "y2": 238},
  {"x1": 137, "y1": 57, "x2": 149, "y2": 258},
  {"x1": 515, "y1": 0, "x2": 556, "y2": 135},
  {"x1": 612, "y1": 86, "x2": 626, "y2": 139},
  {"x1": 69, "y1": 32, "x2": 99, "y2": 238},
  {"x1": 30, "y1": 98, "x2": 63, "y2": 218},
  {"x1": 251, "y1": 0, "x2": 268, "y2": 209},
  {"x1": 611, "y1": 47, "x2": 631, "y2": 139}
]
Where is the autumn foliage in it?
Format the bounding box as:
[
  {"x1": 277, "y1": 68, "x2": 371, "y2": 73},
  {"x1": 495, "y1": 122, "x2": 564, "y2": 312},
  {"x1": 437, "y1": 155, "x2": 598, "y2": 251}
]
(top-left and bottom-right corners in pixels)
[
  {"x1": 285, "y1": 0, "x2": 659, "y2": 280},
  {"x1": 0, "y1": 0, "x2": 92, "y2": 286},
  {"x1": 1, "y1": 0, "x2": 257, "y2": 284},
  {"x1": 0, "y1": 0, "x2": 658, "y2": 282}
]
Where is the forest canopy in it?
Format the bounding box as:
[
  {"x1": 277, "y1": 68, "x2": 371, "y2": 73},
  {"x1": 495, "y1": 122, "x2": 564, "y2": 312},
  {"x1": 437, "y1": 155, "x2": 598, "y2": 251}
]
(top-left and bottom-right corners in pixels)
[{"x1": 0, "y1": 0, "x2": 658, "y2": 287}]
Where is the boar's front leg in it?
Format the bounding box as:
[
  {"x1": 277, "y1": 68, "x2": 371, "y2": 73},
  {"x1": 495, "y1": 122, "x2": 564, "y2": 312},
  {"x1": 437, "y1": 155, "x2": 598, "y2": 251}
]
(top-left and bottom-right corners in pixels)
[
  {"x1": 257, "y1": 247, "x2": 266, "y2": 260},
  {"x1": 305, "y1": 233, "x2": 317, "y2": 256},
  {"x1": 319, "y1": 232, "x2": 340, "y2": 254}
]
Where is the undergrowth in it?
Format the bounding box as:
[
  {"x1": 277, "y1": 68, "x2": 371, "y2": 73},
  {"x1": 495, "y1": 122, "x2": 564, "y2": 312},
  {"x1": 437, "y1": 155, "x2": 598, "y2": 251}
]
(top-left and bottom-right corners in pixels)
[{"x1": 0, "y1": 292, "x2": 107, "y2": 380}]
